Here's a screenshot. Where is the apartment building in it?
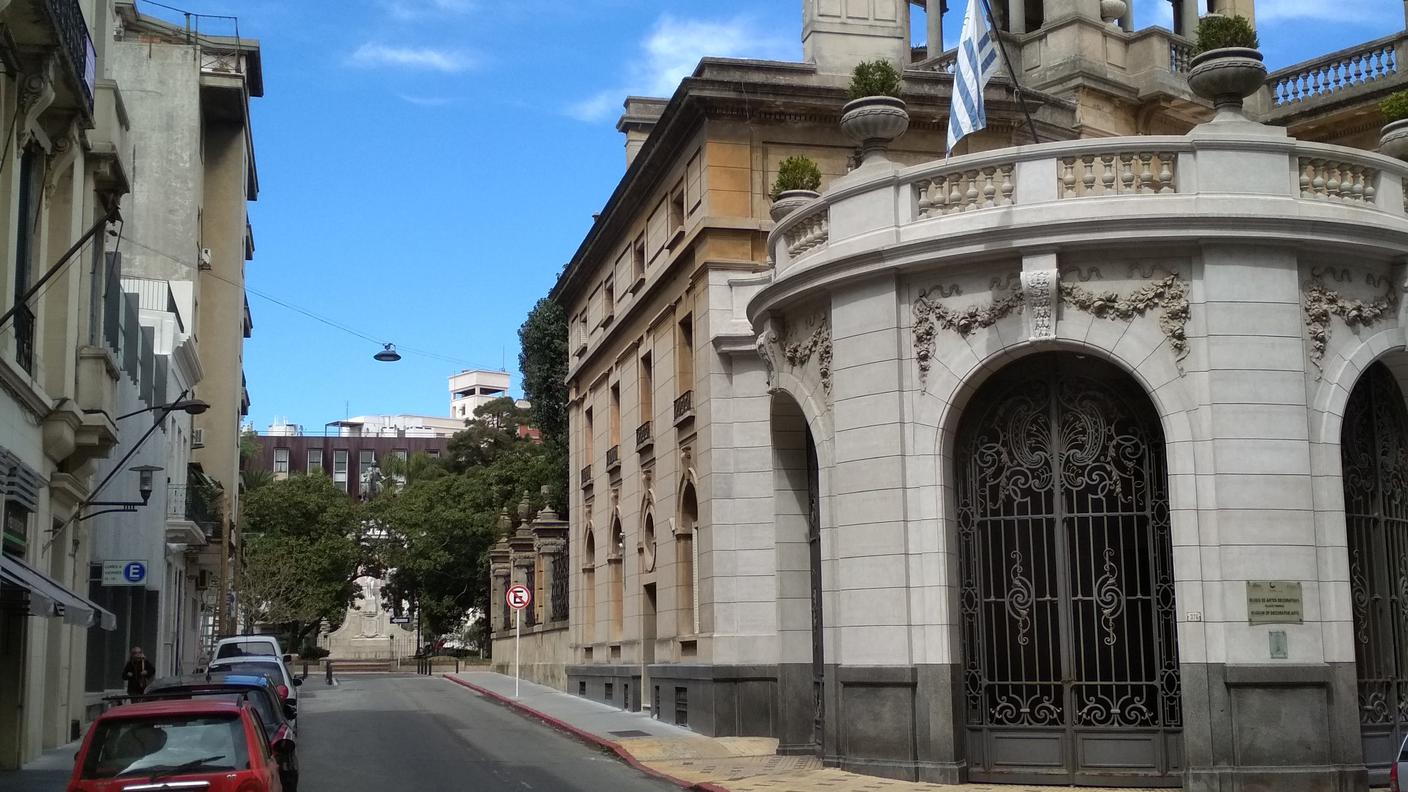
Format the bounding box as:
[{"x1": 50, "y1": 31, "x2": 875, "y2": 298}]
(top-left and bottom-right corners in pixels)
[{"x1": 555, "y1": 0, "x2": 1408, "y2": 789}]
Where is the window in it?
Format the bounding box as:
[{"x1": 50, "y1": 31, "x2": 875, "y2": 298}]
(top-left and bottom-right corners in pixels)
[
  {"x1": 273, "y1": 448, "x2": 289, "y2": 480},
  {"x1": 632, "y1": 234, "x2": 646, "y2": 284},
  {"x1": 584, "y1": 406, "x2": 595, "y2": 464},
  {"x1": 669, "y1": 185, "x2": 685, "y2": 244},
  {"x1": 686, "y1": 150, "x2": 703, "y2": 213},
  {"x1": 609, "y1": 383, "x2": 621, "y2": 448},
  {"x1": 306, "y1": 449, "x2": 323, "y2": 474},
  {"x1": 639, "y1": 351, "x2": 653, "y2": 425},
  {"x1": 604, "y1": 277, "x2": 615, "y2": 319},
  {"x1": 333, "y1": 450, "x2": 349, "y2": 491},
  {"x1": 358, "y1": 449, "x2": 375, "y2": 472},
  {"x1": 677, "y1": 314, "x2": 695, "y2": 395}
]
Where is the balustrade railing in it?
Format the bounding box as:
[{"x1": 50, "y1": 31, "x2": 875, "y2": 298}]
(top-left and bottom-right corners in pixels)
[
  {"x1": 1169, "y1": 39, "x2": 1192, "y2": 74},
  {"x1": 916, "y1": 164, "x2": 1016, "y2": 218},
  {"x1": 635, "y1": 421, "x2": 652, "y2": 450},
  {"x1": 1269, "y1": 33, "x2": 1402, "y2": 107},
  {"x1": 12, "y1": 304, "x2": 34, "y2": 374},
  {"x1": 783, "y1": 207, "x2": 828, "y2": 258},
  {"x1": 605, "y1": 445, "x2": 620, "y2": 471},
  {"x1": 1299, "y1": 158, "x2": 1379, "y2": 204},
  {"x1": 1059, "y1": 152, "x2": 1178, "y2": 198},
  {"x1": 579, "y1": 463, "x2": 592, "y2": 490},
  {"x1": 46, "y1": 0, "x2": 96, "y2": 111}
]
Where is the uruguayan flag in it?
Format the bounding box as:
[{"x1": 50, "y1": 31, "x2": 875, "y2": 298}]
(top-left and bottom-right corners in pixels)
[{"x1": 947, "y1": 0, "x2": 1001, "y2": 154}]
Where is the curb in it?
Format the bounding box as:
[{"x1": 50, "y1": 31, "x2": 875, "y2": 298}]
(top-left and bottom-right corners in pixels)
[{"x1": 444, "y1": 674, "x2": 731, "y2": 792}]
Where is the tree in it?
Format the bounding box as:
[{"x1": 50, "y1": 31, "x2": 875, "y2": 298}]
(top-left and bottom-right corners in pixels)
[
  {"x1": 239, "y1": 474, "x2": 368, "y2": 650},
  {"x1": 518, "y1": 298, "x2": 568, "y2": 448},
  {"x1": 444, "y1": 397, "x2": 528, "y2": 473}
]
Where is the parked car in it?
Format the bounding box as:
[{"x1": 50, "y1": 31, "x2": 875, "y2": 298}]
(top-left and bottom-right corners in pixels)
[
  {"x1": 143, "y1": 672, "x2": 299, "y2": 791},
  {"x1": 67, "y1": 697, "x2": 286, "y2": 792},
  {"x1": 213, "y1": 634, "x2": 292, "y2": 664},
  {"x1": 205, "y1": 656, "x2": 302, "y2": 713},
  {"x1": 1393, "y1": 732, "x2": 1408, "y2": 791}
]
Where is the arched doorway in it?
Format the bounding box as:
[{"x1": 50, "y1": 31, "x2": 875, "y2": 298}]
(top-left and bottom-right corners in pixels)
[
  {"x1": 955, "y1": 353, "x2": 1181, "y2": 784},
  {"x1": 1342, "y1": 361, "x2": 1408, "y2": 775}
]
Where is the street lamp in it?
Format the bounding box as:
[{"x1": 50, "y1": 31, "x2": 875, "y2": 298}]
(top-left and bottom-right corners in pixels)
[
  {"x1": 115, "y1": 398, "x2": 210, "y2": 421},
  {"x1": 374, "y1": 343, "x2": 401, "y2": 362},
  {"x1": 78, "y1": 464, "x2": 165, "y2": 520}
]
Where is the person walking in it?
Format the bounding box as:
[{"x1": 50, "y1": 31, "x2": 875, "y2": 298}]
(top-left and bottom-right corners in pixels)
[{"x1": 122, "y1": 646, "x2": 156, "y2": 695}]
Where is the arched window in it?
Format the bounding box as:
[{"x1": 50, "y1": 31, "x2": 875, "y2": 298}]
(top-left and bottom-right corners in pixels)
[
  {"x1": 610, "y1": 516, "x2": 625, "y2": 641},
  {"x1": 678, "y1": 481, "x2": 699, "y2": 635},
  {"x1": 582, "y1": 524, "x2": 596, "y2": 646}
]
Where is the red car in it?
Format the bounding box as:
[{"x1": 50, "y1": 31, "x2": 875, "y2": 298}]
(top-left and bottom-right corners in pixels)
[{"x1": 67, "y1": 698, "x2": 285, "y2": 792}]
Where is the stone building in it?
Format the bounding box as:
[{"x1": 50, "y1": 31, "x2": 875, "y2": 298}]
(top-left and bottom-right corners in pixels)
[{"x1": 554, "y1": 0, "x2": 1408, "y2": 788}]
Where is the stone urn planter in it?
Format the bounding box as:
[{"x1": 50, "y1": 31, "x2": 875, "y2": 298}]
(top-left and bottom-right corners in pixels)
[
  {"x1": 840, "y1": 96, "x2": 909, "y2": 164},
  {"x1": 1187, "y1": 47, "x2": 1267, "y2": 118},
  {"x1": 1099, "y1": 0, "x2": 1127, "y2": 24},
  {"x1": 770, "y1": 189, "x2": 819, "y2": 222},
  {"x1": 1381, "y1": 119, "x2": 1408, "y2": 161}
]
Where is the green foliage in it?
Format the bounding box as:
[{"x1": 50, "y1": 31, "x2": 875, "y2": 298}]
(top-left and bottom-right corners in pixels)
[
  {"x1": 241, "y1": 468, "x2": 274, "y2": 492},
  {"x1": 241, "y1": 473, "x2": 359, "y2": 540},
  {"x1": 518, "y1": 298, "x2": 568, "y2": 449},
  {"x1": 847, "y1": 59, "x2": 902, "y2": 100},
  {"x1": 239, "y1": 427, "x2": 262, "y2": 467},
  {"x1": 771, "y1": 156, "x2": 822, "y2": 200},
  {"x1": 1382, "y1": 90, "x2": 1408, "y2": 123},
  {"x1": 445, "y1": 398, "x2": 529, "y2": 472},
  {"x1": 1194, "y1": 15, "x2": 1259, "y2": 54}
]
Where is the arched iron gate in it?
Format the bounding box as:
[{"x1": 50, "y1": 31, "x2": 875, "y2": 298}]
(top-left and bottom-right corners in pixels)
[
  {"x1": 956, "y1": 355, "x2": 1182, "y2": 785},
  {"x1": 1343, "y1": 362, "x2": 1408, "y2": 776}
]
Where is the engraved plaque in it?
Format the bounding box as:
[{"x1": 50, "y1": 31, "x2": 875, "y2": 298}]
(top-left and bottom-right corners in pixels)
[{"x1": 1246, "y1": 580, "x2": 1303, "y2": 625}]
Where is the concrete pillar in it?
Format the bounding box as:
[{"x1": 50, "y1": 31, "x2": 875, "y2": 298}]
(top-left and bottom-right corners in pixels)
[
  {"x1": 1178, "y1": 0, "x2": 1200, "y2": 38},
  {"x1": 926, "y1": 0, "x2": 944, "y2": 57},
  {"x1": 1119, "y1": 4, "x2": 1133, "y2": 31},
  {"x1": 1010, "y1": 0, "x2": 1027, "y2": 34},
  {"x1": 1210, "y1": 0, "x2": 1255, "y2": 25},
  {"x1": 1044, "y1": 0, "x2": 1100, "y2": 21},
  {"x1": 803, "y1": 0, "x2": 910, "y2": 75}
]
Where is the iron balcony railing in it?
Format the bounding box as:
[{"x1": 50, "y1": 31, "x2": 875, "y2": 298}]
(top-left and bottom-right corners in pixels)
[
  {"x1": 635, "y1": 421, "x2": 652, "y2": 451},
  {"x1": 605, "y1": 445, "x2": 620, "y2": 472},
  {"x1": 12, "y1": 304, "x2": 34, "y2": 374},
  {"x1": 673, "y1": 390, "x2": 694, "y2": 424},
  {"x1": 580, "y1": 463, "x2": 593, "y2": 490},
  {"x1": 168, "y1": 484, "x2": 219, "y2": 533},
  {"x1": 45, "y1": 0, "x2": 96, "y2": 111}
]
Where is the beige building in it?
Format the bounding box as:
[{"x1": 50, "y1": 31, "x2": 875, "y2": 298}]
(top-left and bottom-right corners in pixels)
[
  {"x1": 552, "y1": 0, "x2": 1408, "y2": 789},
  {"x1": 109, "y1": 0, "x2": 262, "y2": 643}
]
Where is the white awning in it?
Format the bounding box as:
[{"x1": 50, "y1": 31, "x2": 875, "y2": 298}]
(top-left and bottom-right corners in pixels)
[{"x1": 0, "y1": 554, "x2": 117, "y2": 631}]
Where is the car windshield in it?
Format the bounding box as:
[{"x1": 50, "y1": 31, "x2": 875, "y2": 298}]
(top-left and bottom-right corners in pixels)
[
  {"x1": 208, "y1": 662, "x2": 283, "y2": 687},
  {"x1": 145, "y1": 687, "x2": 281, "y2": 732},
  {"x1": 215, "y1": 640, "x2": 277, "y2": 659},
  {"x1": 81, "y1": 714, "x2": 250, "y2": 780}
]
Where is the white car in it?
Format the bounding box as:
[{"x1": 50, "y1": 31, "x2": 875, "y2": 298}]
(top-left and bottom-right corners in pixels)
[
  {"x1": 205, "y1": 655, "x2": 303, "y2": 717},
  {"x1": 213, "y1": 634, "x2": 291, "y2": 663},
  {"x1": 1394, "y1": 735, "x2": 1408, "y2": 792}
]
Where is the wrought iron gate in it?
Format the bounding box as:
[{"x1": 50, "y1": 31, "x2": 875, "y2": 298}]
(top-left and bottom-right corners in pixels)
[
  {"x1": 1343, "y1": 362, "x2": 1408, "y2": 775},
  {"x1": 806, "y1": 429, "x2": 825, "y2": 750},
  {"x1": 956, "y1": 356, "x2": 1181, "y2": 784}
]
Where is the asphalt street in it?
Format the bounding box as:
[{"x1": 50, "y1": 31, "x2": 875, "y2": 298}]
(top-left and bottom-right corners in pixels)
[{"x1": 299, "y1": 674, "x2": 676, "y2": 792}]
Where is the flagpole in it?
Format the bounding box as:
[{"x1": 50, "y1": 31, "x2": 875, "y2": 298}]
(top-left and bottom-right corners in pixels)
[{"x1": 977, "y1": 0, "x2": 1040, "y2": 144}]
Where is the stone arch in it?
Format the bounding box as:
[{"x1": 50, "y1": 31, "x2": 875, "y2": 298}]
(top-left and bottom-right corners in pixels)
[
  {"x1": 676, "y1": 476, "x2": 699, "y2": 636},
  {"x1": 640, "y1": 492, "x2": 658, "y2": 575},
  {"x1": 582, "y1": 521, "x2": 597, "y2": 647},
  {"x1": 608, "y1": 510, "x2": 625, "y2": 642}
]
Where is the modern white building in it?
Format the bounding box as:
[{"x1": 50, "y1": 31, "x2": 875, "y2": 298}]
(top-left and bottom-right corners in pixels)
[{"x1": 450, "y1": 369, "x2": 511, "y2": 420}]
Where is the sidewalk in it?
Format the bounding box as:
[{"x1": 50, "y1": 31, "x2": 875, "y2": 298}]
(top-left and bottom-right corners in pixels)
[
  {"x1": 0, "y1": 740, "x2": 78, "y2": 792},
  {"x1": 446, "y1": 671, "x2": 1166, "y2": 792}
]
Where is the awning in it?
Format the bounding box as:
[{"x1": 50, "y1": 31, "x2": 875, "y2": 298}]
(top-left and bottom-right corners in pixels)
[{"x1": 0, "y1": 554, "x2": 116, "y2": 630}]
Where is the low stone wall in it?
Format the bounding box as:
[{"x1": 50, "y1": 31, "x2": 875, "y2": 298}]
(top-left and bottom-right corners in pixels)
[{"x1": 490, "y1": 623, "x2": 570, "y2": 690}]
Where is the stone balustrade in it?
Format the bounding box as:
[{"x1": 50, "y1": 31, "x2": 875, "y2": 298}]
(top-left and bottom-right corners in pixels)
[
  {"x1": 1267, "y1": 31, "x2": 1406, "y2": 111},
  {"x1": 765, "y1": 133, "x2": 1408, "y2": 279}
]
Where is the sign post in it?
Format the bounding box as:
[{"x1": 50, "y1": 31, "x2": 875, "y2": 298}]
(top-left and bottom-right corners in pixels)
[{"x1": 506, "y1": 584, "x2": 532, "y2": 698}]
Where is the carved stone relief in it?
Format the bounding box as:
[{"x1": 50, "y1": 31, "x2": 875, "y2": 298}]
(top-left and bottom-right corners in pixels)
[
  {"x1": 912, "y1": 279, "x2": 1025, "y2": 381},
  {"x1": 758, "y1": 310, "x2": 832, "y2": 395},
  {"x1": 1060, "y1": 275, "x2": 1191, "y2": 373},
  {"x1": 1022, "y1": 269, "x2": 1059, "y2": 341},
  {"x1": 1303, "y1": 271, "x2": 1400, "y2": 377}
]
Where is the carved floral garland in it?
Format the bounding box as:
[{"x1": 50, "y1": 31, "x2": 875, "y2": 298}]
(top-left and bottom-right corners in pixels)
[
  {"x1": 1303, "y1": 279, "x2": 1398, "y2": 376},
  {"x1": 782, "y1": 318, "x2": 833, "y2": 394},
  {"x1": 1060, "y1": 275, "x2": 1190, "y2": 371},
  {"x1": 912, "y1": 287, "x2": 1026, "y2": 380}
]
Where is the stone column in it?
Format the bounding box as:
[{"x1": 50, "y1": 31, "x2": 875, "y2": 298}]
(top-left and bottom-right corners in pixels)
[
  {"x1": 509, "y1": 496, "x2": 538, "y2": 624},
  {"x1": 1175, "y1": 0, "x2": 1199, "y2": 38},
  {"x1": 1009, "y1": 0, "x2": 1028, "y2": 35},
  {"x1": 532, "y1": 494, "x2": 569, "y2": 624},
  {"x1": 1044, "y1": 0, "x2": 1100, "y2": 21},
  {"x1": 927, "y1": 0, "x2": 944, "y2": 58},
  {"x1": 488, "y1": 538, "x2": 511, "y2": 635}
]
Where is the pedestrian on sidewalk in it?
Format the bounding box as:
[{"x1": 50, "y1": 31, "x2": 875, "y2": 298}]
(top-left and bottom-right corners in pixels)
[{"x1": 121, "y1": 646, "x2": 156, "y2": 695}]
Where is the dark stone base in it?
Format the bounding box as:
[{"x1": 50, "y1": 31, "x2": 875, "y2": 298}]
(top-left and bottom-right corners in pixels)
[
  {"x1": 565, "y1": 664, "x2": 641, "y2": 711},
  {"x1": 645, "y1": 664, "x2": 779, "y2": 736}
]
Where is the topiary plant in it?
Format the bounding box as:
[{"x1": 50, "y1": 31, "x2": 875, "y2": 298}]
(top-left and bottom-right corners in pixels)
[
  {"x1": 847, "y1": 59, "x2": 902, "y2": 100},
  {"x1": 1194, "y1": 14, "x2": 1259, "y2": 54},
  {"x1": 771, "y1": 155, "x2": 822, "y2": 200},
  {"x1": 1382, "y1": 90, "x2": 1408, "y2": 123}
]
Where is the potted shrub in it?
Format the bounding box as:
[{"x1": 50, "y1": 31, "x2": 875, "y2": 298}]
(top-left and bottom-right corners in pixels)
[
  {"x1": 1380, "y1": 90, "x2": 1408, "y2": 160},
  {"x1": 840, "y1": 59, "x2": 909, "y2": 165},
  {"x1": 1186, "y1": 15, "x2": 1266, "y2": 118},
  {"x1": 770, "y1": 155, "x2": 822, "y2": 222}
]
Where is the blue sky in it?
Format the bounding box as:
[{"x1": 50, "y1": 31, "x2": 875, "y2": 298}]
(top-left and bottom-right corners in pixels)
[{"x1": 139, "y1": 0, "x2": 1404, "y2": 432}]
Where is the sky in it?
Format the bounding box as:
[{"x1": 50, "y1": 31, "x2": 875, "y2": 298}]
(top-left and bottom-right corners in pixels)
[{"x1": 135, "y1": 0, "x2": 1406, "y2": 432}]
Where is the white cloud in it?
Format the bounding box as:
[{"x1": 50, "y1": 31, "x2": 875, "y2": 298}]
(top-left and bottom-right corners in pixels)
[
  {"x1": 1256, "y1": 0, "x2": 1397, "y2": 23},
  {"x1": 399, "y1": 94, "x2": 459, "y2": 107},
  {"x1": 350, "y1": 43, "x2": 475, "y2": 73},
  {"x1": 566, "y1": 14, "x2": 795, "y2": 123}
]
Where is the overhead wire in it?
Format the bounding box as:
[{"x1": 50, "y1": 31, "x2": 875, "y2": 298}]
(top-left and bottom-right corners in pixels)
[{"x1": 116, "y1": 234, "x2": 488, "y2": 368}]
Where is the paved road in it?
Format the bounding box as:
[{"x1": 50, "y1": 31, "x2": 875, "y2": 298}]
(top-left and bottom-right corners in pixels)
[{"x1": 299, "y1": 674, "x2": 675, "y2": 792}]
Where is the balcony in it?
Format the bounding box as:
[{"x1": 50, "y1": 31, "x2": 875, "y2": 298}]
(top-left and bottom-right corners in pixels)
[
  {"x1": 673, "y1": 391, "x2": 694, "y2": 426},
  {"x1": 1259, "y1": 31, "x2": 1407, "y2": 125},
  {"x1": 605, "y1": 445, "x2": 620, "y2": 473},
  {"x1": 166, "y1": 483, "x2": 219, "y2": 545},
  {"x1": 635, "y1": 421, "x2": 653, "y2": 452},
  {"x1": 7, "y1": 0, "x2": 97, "y2": 121},
  {"x1": 12, "y1": 304, "x2": 34, "y2": 375},
  {"x1": 580, "y1": 464, "x2": 593, "y2": 491},
  {"x1": 90, "y1": 80, "x2": 132, "y2": 197}
]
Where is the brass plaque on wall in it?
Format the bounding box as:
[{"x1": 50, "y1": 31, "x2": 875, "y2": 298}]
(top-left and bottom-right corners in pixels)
[{"x1": 1246, "y1": 580, "x2": 1304, "y2": 625}]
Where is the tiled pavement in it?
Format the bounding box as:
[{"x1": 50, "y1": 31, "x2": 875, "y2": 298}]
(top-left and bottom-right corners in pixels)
[
  {"x1": 447, "y1": 671, "x2": 1172, "y2": 792},
  {"x1": 0, "y1": 739, "x2": 78, "y2": 792}
]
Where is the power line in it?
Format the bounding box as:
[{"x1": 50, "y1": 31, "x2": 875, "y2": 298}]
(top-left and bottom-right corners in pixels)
[{"x1": 117, "y1": 234, "x2": 490, "y2": 369}]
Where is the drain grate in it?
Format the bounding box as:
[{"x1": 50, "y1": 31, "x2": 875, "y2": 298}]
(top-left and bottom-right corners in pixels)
[{"x1": 608, "y1": 730, "x2": 651, "y2": 738}]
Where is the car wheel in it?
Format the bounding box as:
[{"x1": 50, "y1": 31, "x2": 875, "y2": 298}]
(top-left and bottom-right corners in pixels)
[{"x1": 282, "y1": 766, "x2": 299, "y2": 792}]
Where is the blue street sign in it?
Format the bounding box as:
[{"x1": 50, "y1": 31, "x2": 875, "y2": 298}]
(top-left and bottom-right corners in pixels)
[{"x1": 123, "y1": 562, "x2": 146, "y2": 584}]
